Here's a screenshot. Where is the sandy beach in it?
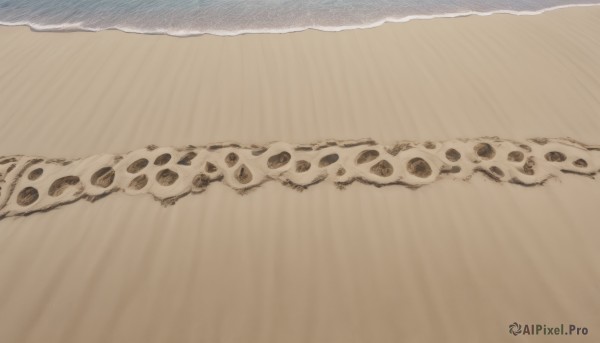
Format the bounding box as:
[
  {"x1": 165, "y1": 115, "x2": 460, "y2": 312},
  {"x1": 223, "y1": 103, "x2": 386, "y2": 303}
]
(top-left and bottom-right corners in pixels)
[
  {"x1": 1, "y1": 6, "x2": 600, "y2": 343},
  {"x1": 1, "y1": 7, "x2": 600, "y2": 156}
]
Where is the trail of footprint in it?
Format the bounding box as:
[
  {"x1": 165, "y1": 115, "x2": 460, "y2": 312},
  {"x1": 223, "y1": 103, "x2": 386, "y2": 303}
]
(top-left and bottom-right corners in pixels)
[{"x1": 1, "y1": 137, "x2": 598, "y2": 220}]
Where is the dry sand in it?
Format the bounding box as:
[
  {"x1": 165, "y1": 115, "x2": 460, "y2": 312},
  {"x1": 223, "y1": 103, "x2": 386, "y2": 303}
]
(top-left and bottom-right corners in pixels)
[
  {"x1": 1, "y1": 7, "x2": 600, "y2": 156},
  {"x1": 1, "y1": 6, "x2": 600, "y2": 343}
]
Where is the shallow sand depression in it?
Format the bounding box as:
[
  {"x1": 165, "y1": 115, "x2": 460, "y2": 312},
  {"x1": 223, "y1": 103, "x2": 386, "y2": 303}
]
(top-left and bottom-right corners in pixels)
[{"x1": 1, "y1": 5, "x2": 600, "y2": 343}]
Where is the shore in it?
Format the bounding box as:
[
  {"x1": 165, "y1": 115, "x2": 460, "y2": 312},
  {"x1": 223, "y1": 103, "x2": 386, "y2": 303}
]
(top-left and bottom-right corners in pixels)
[
  {"x1": 1, "y1": 7, "x2": 600, "y2": 157},
  {"x1": 1, "y1": 6, "x2": 600, "y2": 343}
]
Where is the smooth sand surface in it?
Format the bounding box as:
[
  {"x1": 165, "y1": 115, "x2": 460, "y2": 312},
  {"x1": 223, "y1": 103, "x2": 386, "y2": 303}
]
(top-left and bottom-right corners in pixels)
[
  {"x1": 1, "y1": 7, "x2": 600, "y2": 156},
  {"x1": 1, "y1": 6, "x2": 600, "y2": 343},
  {"x1": 1, "y1": 180, "x2": 599, "y2": 343}
]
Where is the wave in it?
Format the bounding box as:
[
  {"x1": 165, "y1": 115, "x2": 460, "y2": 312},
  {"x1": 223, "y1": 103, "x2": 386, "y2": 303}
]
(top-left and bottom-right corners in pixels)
[{"x1": 1, "y1": 3, "x2": 599, "y2": 37}]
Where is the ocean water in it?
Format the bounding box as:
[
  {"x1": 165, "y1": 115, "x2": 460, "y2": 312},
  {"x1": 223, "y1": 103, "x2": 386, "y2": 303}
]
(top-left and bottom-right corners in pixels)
[{"x1": 0, "y1": 0, "x2": 598, "y2": 36}]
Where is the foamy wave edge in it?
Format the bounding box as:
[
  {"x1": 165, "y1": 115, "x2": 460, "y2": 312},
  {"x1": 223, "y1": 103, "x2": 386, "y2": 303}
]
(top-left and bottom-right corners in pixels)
[{"x1": 1, "y1": 3, "x2": 599, "y2": 37}]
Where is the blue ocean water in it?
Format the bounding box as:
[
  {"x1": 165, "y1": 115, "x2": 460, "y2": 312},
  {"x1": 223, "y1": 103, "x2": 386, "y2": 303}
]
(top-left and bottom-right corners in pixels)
[{"x1": 0, "y1": 0, "x2": 598, "y2": 36}]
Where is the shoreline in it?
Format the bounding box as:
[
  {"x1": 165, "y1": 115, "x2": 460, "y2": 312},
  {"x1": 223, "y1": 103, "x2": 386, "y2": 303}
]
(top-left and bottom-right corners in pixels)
[
  {"x1": 0, "y1": 3, "x2": 599, "y2": 37},
  {"x1": 1, "y1": 6, "x2": 600, "y2": 157}
]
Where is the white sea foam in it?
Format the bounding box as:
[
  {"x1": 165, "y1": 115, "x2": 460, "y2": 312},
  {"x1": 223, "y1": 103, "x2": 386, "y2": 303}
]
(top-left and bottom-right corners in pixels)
[{"x1": 1, "y1": 3, "x2": 599, "y2": 37}]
